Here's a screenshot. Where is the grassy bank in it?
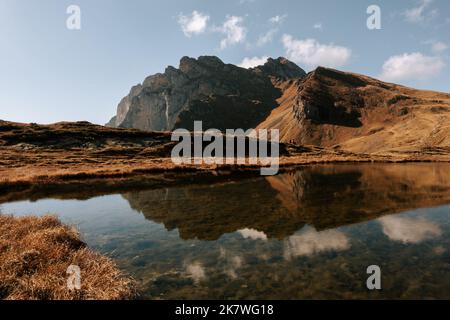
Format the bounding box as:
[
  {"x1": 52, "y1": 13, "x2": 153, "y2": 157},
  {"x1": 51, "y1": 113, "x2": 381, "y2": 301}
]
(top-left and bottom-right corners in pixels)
[
  {"x1": 2, "y1": 120, "x2": 450, "y2": 193},
  {"x1": 0, "y1": 215, "x2": 135, "y2": 300}
]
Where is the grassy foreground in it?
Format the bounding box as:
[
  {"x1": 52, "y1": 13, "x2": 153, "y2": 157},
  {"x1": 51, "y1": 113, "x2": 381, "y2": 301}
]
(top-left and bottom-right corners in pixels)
[{"x1": 0, "y1": 215, "x2": 135, "y2": 300}]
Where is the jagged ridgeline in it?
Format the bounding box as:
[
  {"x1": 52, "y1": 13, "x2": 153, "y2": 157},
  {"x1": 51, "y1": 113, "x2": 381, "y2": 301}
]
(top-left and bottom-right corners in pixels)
[
  {"x1": 106, "y1": 56, "x2": 306, "y2": 132},
  {"x1": 108, "y1": 56, "x2": 450, "y2": 154}
]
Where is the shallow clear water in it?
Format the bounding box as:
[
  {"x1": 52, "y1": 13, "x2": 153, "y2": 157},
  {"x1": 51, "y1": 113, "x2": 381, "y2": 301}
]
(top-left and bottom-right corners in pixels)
[{"x1": 2, "y1": 163, "x2": 450, "y2": 299}]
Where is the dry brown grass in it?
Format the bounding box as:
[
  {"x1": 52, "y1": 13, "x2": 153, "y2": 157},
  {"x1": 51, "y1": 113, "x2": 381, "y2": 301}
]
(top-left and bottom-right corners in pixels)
[
  {"x1": 0, "y1": 120, "x2": 449, "y2": 194},
  {"x1": 0, "y1": 215, "x2": 136, "y2": 300}
]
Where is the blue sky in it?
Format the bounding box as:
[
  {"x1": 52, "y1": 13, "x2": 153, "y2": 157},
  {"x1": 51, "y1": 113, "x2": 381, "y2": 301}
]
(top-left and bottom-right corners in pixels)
[{"x1": 0, "y1": 0, "x2": 449, "y2": 124}]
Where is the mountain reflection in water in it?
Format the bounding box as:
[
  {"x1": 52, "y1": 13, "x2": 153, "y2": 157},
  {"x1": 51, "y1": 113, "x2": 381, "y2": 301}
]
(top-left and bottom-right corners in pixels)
[
  {"x1": 2, "y1": 163, "x2": 450, "y2": 299},
  {"x1": 123, "y1": 164, "x2": 450, "y2": 241}
]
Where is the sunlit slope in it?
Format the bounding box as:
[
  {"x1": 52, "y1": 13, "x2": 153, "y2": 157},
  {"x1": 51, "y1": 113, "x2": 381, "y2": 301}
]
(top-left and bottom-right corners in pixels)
[{"x1": 257, "y1": 67, "x2": 450, "y2": 155}]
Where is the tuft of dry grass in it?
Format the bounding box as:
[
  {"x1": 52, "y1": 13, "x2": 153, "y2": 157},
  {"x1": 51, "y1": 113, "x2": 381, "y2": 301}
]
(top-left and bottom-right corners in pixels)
[{"x1": 0, "y1": 215, "x2": 136, "y2": 300}]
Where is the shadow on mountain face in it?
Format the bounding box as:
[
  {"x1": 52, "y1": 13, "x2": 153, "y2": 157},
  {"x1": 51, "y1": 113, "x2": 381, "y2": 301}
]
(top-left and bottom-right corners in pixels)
[
  {"x1": 174, "y1": 85, "x2": 282, "y2": 132},
  {"x1": 123, "y1": 163, "x2": 450, "y2": 241}
]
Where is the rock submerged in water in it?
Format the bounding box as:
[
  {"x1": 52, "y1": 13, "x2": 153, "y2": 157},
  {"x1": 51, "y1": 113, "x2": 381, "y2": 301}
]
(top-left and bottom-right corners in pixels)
[{"x1": 106, "y1": 56, "x2": 306, "y2": 132}]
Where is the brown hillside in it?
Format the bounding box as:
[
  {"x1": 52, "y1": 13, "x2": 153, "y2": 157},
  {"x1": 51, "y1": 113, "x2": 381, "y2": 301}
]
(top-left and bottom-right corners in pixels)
[{"x1": 257, "y1": 67, "x2": 450, "y2": 155}]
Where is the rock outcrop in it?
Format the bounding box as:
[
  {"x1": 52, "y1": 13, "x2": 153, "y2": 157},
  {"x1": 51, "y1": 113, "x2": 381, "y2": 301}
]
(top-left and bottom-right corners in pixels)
[
  {"x1": 251, "y1": 57, "x2": 306, "y2": 80},
  {"x1": 107, "y1": 56, "x2": 306, "y2": 131}
]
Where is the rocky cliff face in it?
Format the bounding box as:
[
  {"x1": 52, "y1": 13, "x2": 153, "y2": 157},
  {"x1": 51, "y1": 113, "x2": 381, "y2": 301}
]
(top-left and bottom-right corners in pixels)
[
  {"x1": 107, "y1": 56, "x2": 306, "y2": 131},
  {"x1": 251, "y1": 57, "x2": 306, "y2": 80}
]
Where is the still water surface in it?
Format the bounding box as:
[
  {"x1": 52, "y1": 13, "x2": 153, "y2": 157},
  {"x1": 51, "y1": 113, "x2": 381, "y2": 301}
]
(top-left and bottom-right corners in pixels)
[{"x1": 2, "y1": 163, "x2": 450, "y2": 299}]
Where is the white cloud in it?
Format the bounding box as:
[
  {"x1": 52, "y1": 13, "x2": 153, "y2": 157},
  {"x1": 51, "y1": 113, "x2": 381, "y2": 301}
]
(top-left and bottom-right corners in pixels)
[
  {"x1": 269, "y1": 14, "x2": 287, "y2": 25},
  {"x1": 431, "y1": 41, "x2": 448, "y2": 54},
  {"x1": 404, "y1": 0, "x2": 437, "y2": 23},
  {"x1": 313, "y1": 23, "x2": 323, "y2": 30},
  {"x1": 379, "y1": 216, "x2": 442, "y2": 244},
  {"x1": 284, "y1": 227, "x2": 350, "y2": 260},
  {"x1": 282, "y1": 34, "x2": 352, "y2": 68},
  {"x1": 218, "y1": 16, "x2": 247, "y2": 49},
  {"x1": 255, "y1": 15, "x2": 286, "y2": 47},
  {"x1": 257, "y1": 29, "x2": 277, "y2": 46},
  {"x1": 178, "y1": 11, "x2": 210, "y2": 37},
  {"x1": 224, "y1": 256, "x2": 243, "y2": 279},
  {"x1": 380, "y1": 52, "x2": 445, "y2": 82},
  {"x1": 237, "y1": 228, "x2": 268, "y2": 240},
  {"x1": 218, "y1": 248, "x2": 244, "y2": 280},
  {"x1": 185, "y1": 262, "x2": 206, "y2": 283}
]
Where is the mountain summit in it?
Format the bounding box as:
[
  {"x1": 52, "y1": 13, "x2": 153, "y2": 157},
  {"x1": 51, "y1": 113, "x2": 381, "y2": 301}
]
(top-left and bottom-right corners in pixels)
[
  {"x1": 108, "y1": 56, "x2": 450, "y2": 154},
  {"x1": 107, "y1": 56, "x2": 305, "y2": 131}
]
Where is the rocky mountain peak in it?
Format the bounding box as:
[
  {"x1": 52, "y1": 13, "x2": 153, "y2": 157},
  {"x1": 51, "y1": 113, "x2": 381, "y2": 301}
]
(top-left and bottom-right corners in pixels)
[
  {"x1": 107, "y1": 56, "x2": 305, "y2": 131},
  {"x1": 253, "y1": 57, "x2": 307, "y2": 80},
  {"x1": 309, "y1": 66, "x2": 368, "y2": 87},
  {"x1": 197, "y1": 55, "x2": 225, "y2": 67},
  {"x1": 178, "y1": 56, "x2": 226, "y2": 78}
]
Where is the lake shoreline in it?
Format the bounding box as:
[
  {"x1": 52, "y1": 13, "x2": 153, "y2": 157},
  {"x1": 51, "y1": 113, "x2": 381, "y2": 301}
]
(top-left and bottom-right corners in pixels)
[
  {"x1": 2, "y1": 120, "x2": 450, "y2": 201},
  {"x1": 2, "y1": 157, "x2": 450, "y2": 204}
]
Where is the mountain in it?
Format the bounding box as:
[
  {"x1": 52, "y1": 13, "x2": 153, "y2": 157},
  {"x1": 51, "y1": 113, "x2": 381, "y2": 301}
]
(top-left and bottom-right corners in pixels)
[
  {"x1": 107, "y1": 56, "x2": 306, "y2": 131},
  {"x1": 108, "y1": 56, "x2": 450, "y2": 155},
  {"x1": 257, "y1": 66, "x2": 450, "y2": 154}
]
